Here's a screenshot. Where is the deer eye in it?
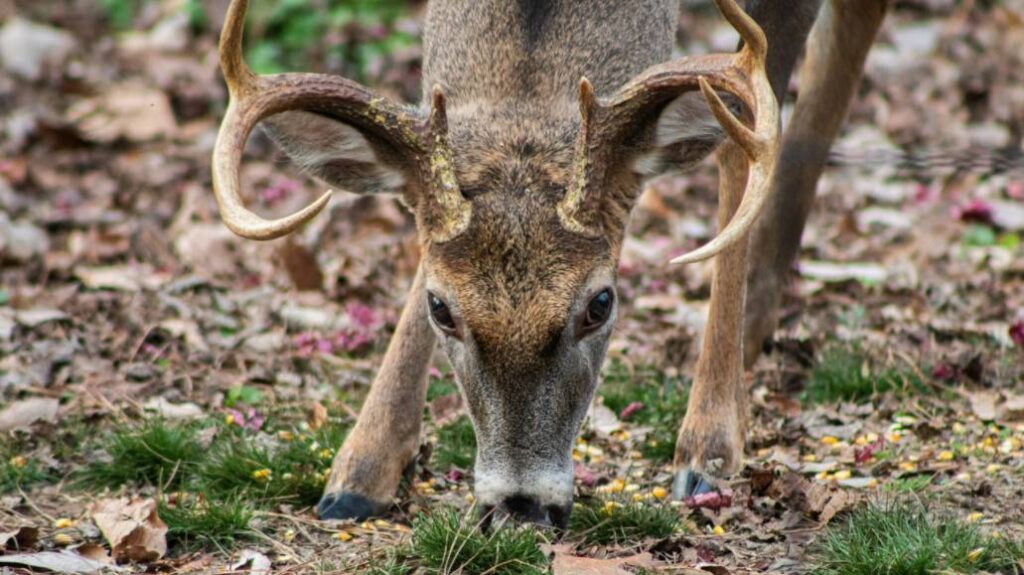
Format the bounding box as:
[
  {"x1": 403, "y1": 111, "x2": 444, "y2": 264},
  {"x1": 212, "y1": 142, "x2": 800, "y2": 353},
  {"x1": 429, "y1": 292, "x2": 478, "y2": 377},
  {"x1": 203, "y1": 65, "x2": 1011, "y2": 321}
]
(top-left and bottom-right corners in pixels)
[
  {"x1": 581, "y1": 288, "x2": 614, "y2": 336},
  {"x1": 427, "y1": 291, "x2": 457, "y2": 335}
]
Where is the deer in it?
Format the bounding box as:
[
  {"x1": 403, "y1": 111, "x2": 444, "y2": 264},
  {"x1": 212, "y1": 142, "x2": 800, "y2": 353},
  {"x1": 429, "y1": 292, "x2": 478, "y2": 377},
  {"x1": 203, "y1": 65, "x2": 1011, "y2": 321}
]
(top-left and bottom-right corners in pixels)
[{"x1": 208, "y1": 0, "x2": 888, "y2": 527}]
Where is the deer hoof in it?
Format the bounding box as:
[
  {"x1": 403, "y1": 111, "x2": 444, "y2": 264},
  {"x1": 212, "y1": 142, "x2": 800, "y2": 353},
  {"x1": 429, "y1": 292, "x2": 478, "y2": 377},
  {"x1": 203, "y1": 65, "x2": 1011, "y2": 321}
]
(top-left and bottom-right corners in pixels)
[
  {"x1": 316, "y1": 492, "x2": 384, "y2": 521},
  {"x1": 672, "y1": 468, "x2": 716, "y2": 499}
]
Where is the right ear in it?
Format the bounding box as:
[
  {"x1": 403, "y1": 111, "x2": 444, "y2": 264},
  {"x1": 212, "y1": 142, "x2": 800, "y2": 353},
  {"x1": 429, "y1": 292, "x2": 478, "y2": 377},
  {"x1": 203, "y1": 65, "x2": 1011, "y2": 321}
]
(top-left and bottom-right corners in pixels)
[{"x1": 261, "y1": 110, "x2": 406, "y2": 195}]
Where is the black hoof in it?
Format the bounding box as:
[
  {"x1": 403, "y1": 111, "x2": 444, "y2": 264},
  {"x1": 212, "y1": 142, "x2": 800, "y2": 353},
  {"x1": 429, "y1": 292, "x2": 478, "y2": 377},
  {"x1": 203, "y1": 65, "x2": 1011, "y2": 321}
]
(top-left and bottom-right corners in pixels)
[
  {"x1": 316, "y1": 492, "x2": 383, "y2": 521},
  {"x1": 672, "y1": 468, "x2": 716, "y2": 500}
]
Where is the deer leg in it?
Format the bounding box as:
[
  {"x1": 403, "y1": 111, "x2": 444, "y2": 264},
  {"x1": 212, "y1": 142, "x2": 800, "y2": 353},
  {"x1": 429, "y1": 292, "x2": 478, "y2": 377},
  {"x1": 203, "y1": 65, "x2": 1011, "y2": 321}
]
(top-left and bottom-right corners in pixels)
[
  {"x1": 317, "y1": 265, "x2": 436, "y2": 520},
  {"x1": 673, "y1": 141, "x2": 750, "y2": 498},
  {"x1": 744, "y1": 0, "x2": 889, "y2": 368}
]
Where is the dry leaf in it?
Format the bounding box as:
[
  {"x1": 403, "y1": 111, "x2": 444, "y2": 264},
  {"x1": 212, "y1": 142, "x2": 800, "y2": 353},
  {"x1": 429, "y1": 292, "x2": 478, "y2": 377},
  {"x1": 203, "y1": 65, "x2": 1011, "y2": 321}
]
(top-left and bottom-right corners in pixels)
[
  {"x1": 232, "y1": 549, "x2": 271, "y2": 574},
  {"x1": 551, "y1": 551, "x2": 660, "y2": 575},
  {"x1": 428, "y1": 393, "x2": 465, "y2": 427},
  {"x1": 969, "y1": 390, "x2": 1000, "y2": 421},
  {"x1": 0, "y1": 397, "x2": 59, "y2": 432},
  {"x1": 142, "y1": 397, "x2": 203, "y2": 419},
  {"x1": 0, "y1": 526, "x2": 39, "y2": 550},
  {"x1": 89, "y1": 498, "x2": 167, "y2": 563},
  {"x1": 67, "y1": 82, "x2": 177, "y2": 143},
  {"x1": 805, "y1": 483, "x2": 858, "y2": 525},
  {"x1": 75, "y1": 543, "x2": 113, "y2": 565},
  {"x1": 308, "y1": 402, "x2": 329, "y2": 431},
  {"x1": 0, "y1": 550, "x2": 122, "y2": 574}
]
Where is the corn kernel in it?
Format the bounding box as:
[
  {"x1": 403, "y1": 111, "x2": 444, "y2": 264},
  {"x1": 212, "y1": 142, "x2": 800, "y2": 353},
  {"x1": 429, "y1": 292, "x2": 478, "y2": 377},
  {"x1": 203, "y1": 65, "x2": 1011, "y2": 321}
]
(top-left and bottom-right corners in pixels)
[
  {"x1": 887, "y1": 433, "x2": 903, "y2": 443},
  {"x1": 985, "y1": 463, "x2": 1002, "y2": 474},
  {"x1": 652, "y1": 487, "x2": 668, "y2": 500},
  {"x1": 966, "y1": 512, "x2": 984, "y2": 523},
  {"x1": 601, "y1": 501, "x2": 621, "y2": 515},
  {"x1": 465, "y1": 493, "x2": 475, "y2": 504},
  {"x1": 967, "y1": 547, "x2": 985, "y2": 562},
  {"x1": 283, "y1": 529, "x2": 296, "y2": 542},
  {"x1": 936, "y1": 450, "x2": 955, "y2": 461},
  {"x1": 833, "y1": 470, "x2": 852, "y2": 481},
  {"x1": 820, "y1": 436, "x2": 839, "y2": 445},
  {"x1": 53, "y1": 518, "x2": 75, "y2": 529},
  {"x1": 598, "y1": 478, "x2": 626, "y2": 494},
  {"x1": 712, "y1": 525, "x2": 725, "y2": 536},
  {"x1": 225, "y1": 414, "x2": 236, "y2": 425},
  {"x1": 624, "y1": 483, "x2": 641, "y2": 493},
  {"x1": 251, "y1": 468, "x2": 272, "y2": 481},
  {"x1": 9, "y1": 456, "x2": 27, "y2": 468},
  {"x1": 334, "y1": 531, "x2": 353, "y2": 542},
  {"x1": 278, "y1": 430, "x2": 295, "y2": 442},
  {"x1": 898, "y1": 462, "x2": 917, "y2": 472},
  {"x1": 53, "y1": 533, "x2": 74, "y2": 545},
  {"x1": 319, "y1": 449, "x2": 333, "y2": 460},
  {"x1": 802, "y1": 454, "x2": 818, "y2": 462}
]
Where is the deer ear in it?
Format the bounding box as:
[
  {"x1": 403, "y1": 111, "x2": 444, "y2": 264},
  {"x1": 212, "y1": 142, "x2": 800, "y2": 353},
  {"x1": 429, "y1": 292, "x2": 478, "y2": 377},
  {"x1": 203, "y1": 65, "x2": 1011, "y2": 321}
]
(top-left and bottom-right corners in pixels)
[
  {"x1": 261, "y1": 111, "x2": 406, "y2": 195},
  {"x1": 633, "y1": 92, "x2": 727, "y2": 177}
]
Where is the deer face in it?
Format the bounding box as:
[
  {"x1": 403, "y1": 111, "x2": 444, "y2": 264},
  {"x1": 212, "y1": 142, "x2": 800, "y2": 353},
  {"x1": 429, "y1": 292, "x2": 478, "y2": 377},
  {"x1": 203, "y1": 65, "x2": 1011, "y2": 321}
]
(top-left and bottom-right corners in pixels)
[
  {"x1": 211, "y1": 0, "x2": 777, "y2": 528},
  {"x1": 424, "y1": 186, "x2": 618, "y2": 527}
]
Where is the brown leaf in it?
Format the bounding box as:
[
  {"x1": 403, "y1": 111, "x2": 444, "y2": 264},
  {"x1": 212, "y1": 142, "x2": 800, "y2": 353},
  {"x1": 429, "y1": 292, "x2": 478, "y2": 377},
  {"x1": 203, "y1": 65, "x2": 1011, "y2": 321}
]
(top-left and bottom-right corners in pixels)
[
  {"x1": 0, "y1": 526, "x2": 39, "y2": 550},
  {"x1": 89, "y1": 498, "x2": 167, "y2": 563},
  {"x1": 805, "y1": 483, "x2": 858, "y2": 525},
  {"x1": 551, "y1": 551, "x2": 661, "y2": 575},
  {"x1": 969, "y1": 390, "x2": 1000, "y2": 421},
  {"x1": 75, "y1": 543, "x2": 113, "y2": 565},
  {"x1": 0, "y1": 397, "x2": 59, "y2": 432},
  {"x1": 67, "y1": 82, "x2": 177, "y2": 143},
  {"x1": 428, "y1": 393, "x2": 465, "y2": 427},
  {"x1": 308, "y1": 402, "x2": 329, "y2": 431}
]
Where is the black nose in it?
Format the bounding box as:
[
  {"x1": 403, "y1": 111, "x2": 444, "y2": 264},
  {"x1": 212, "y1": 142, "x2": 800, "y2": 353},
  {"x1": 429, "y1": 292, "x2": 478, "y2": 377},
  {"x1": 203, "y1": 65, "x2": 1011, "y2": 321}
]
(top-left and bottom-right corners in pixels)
[{"x1": 480, "y1": 495, "x2": 571, "y2": 530}]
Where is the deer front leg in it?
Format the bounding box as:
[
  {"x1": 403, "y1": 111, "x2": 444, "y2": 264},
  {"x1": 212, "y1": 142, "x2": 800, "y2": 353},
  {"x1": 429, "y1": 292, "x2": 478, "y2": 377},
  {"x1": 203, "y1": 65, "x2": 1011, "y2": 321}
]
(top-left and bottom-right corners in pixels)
[
  {"x1": 673, "y1": 142, "x2": 750, "y2": 498},
  {"x1": 317, "y1": 265, "x2": 436, "y2": 520}
]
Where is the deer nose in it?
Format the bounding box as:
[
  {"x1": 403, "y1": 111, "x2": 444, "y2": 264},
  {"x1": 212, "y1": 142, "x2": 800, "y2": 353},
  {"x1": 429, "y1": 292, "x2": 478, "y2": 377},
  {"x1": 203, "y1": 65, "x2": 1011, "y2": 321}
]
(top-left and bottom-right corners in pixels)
[{"x1": 481, "y1": 495, "x2": 571, "y2": 529}]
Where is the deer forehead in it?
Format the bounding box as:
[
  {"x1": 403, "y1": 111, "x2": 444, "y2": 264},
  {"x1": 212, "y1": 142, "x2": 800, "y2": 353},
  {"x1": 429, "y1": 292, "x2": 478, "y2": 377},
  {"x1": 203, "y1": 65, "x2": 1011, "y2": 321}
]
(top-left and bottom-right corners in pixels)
[{"x1": 429, "y1": 192, "x2": 611, "y2": 361}]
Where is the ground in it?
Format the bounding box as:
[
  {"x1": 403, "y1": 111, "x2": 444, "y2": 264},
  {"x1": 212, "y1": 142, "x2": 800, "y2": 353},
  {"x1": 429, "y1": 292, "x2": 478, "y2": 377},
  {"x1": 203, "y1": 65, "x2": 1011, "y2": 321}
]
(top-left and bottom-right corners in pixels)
[{"x1": 1, "y1": 0, "x2": 1023, "y2": 574}]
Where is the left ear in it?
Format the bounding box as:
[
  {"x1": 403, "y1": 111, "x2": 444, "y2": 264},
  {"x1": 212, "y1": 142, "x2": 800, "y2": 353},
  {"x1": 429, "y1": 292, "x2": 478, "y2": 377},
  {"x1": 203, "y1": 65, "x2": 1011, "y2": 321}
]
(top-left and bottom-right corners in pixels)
[{"x1": 633, "y1": 92, "x2": 727, "y2": 177}]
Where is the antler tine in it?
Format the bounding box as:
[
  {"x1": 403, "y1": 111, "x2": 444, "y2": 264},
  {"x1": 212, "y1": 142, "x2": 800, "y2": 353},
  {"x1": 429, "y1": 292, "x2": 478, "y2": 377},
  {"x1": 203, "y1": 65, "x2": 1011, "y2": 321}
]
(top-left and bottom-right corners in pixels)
[
  {"x1": 668, "y1": 0, "x2": 779, "y2": 265},
  {"x1": 219, "y1": 0, "x2": 255, "y2": 97}
]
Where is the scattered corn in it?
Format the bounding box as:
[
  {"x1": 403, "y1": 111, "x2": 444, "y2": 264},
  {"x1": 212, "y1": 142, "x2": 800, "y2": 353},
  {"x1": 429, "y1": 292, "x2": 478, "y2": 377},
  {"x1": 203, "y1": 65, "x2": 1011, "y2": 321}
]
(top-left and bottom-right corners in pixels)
[
  {"x1": 251, "y1": 468, "x2": 272, "y2": 481},
  {"x1": 833, "y1": 470, "x2": 852, "y2": 481},
  {"x1": 966, "y1": 512, "x2": 984, "y2": 523},
  {"x1": 597, "y1": 478, "x2": 626, "y2": 494},
  {"x1": 283, "y1": 529, "x2": 296, "y2": 543},
  {"x1": 8, "y1": 456, "x2": 27, "y2": 468},
  {"x1": 821, "y1": 436, "x2": 839, "y2": 446},
  {"x1": 936, "y1": 450, "x2": 955, "y2": 461},
  {"x1": 652, "y1": 486, "x2": 668, "y2": 500},
  {"x1": 53, "y1": 533, "x2": 75, "y2": 545},
  {"x1": 712, "y1": 525, "x2": 725, "y2": 536},
  {"x1": 53, "y1": 518, "x2": 75, "y2": 529},
  {"x1": 334, "y1": 531, "x2": 353, "y2": 542}
]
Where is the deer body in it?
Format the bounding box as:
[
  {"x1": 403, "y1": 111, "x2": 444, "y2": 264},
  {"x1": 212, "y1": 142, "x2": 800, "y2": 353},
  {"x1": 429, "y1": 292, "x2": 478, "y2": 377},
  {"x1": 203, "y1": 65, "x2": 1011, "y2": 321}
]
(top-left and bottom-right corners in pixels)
[{"x1": 211, "y1": 0, "x2": 889, "y2": 526}]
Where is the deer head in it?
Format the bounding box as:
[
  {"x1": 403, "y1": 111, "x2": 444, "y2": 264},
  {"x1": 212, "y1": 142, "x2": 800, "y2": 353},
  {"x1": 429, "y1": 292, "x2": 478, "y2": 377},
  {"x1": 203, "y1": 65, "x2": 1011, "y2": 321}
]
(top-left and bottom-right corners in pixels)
[{"x1": 212, "y1": 0, "x2": 778, "y2": 527}]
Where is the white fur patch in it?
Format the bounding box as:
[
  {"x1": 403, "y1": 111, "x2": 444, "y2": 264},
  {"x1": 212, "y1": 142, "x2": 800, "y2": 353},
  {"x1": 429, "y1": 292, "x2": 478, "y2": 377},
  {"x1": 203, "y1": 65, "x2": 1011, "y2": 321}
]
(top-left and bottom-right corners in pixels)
[
  {"x1": 654, "y1": 92, "x2": 722, "y2": 147},
  {"x1": 474, "y1": 464, "x2": 574, "y2": 509}
]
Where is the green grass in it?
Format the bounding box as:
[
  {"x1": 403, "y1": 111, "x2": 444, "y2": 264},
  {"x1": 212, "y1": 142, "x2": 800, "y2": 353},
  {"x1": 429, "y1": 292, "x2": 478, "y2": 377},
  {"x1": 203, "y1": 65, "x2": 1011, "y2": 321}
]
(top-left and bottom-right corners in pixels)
[
  {"x1": 433, "y1": 416, "x2": 476, "y2": 471},
  {"x1": 159, "y1": 495, "x2": 254, "y2": 551},
  {"x1": 0, "y1": 454, "x2": 50, "y2": 495},
  {"x1": 80, "y1": 417, "x2": 347, "y2": 506},
  {"x1": 409, "y1": 508, "x2": 548, "y2": 575},
  {"x1": 804, "y1": 345, "x2": 922, "y2": 404},
  {"x1": 599, "y1": 361, "x2": 690, "y2": 462},
  {"x1": 883, "y1": 475, "x2": 934, "y2": 493},
  {"x1": 569, "y1": 497, "x2": 683, "y2": 546},
  {"x1": 811, "y1": 501, "x2": 1024, "y2": 575},
  {"x1": 80, "y1": 419, "x2": 203, "y2": 490}
]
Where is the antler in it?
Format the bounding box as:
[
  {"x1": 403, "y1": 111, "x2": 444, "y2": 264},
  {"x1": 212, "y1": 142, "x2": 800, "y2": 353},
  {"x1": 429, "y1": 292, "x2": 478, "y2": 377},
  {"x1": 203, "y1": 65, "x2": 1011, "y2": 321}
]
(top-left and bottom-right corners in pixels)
[
  {"x1": 558, "y1": 0, "x2": 779, "y2": 264},
  {"x1": 212, "y1": 0, "x2": 470, "y2": 242}
]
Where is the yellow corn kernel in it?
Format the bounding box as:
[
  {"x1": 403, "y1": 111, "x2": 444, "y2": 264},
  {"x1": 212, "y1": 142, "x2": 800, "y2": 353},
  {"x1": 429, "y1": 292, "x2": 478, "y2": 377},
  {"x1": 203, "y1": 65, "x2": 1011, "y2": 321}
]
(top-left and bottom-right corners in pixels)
[
  {"x1": 985, "y1": 463, "x2": 1002, "y2": 474},
  {"x1": 601, "y1": 501, "x2": 621, "y2": 515},
  {"x1": 966, "y1": 512, "x2": 984, "y2": 523},
  {"x1": 251, "y1": 468, "x2": 272, "y2": 481},
  {"x1": 278, "y1": 430, "x2": 295, "y2": 442},
  {"x1": 967, "y1": 547, "x2": 985, "y2": 562},
  {"x1": 936, "y1": 450, "x2": 955, "y2": 461},
  {"x1": 53, "y1": 533, "x2": 75, "y2": 545},
  {"x1": 887, "y1": 433, "x2": 903, "y2": 443},
  {"x1": 283, "y1": 529, "x2": 296, "y2": 543},
  {"x1": 334, "y1": 531, "x2": 353, "y2": 542},
  {"x1": 712, "y1": 525, "x2": 725, "y2": 536},
  {"x1": 53, "y1": 518, "x2": 75, "y2": 529},
  {"x1": 898, "y1": 462, "x2": 917, "y2": 472},
  {"x1": 820, "y1": 436, "x2": 839, "y2": 446},
  {"x1": 802, "y1": 454, "x2": 818, "y2": 462},
  {"x1": 9, "y1": 456, "x2": 27, "y2": 468},
  {"x1": 833, "y1": 470, "x2": 852, "y2": 481},
  {"x1": 652, "y1": 487, "x2": 668, "y2": 500}
]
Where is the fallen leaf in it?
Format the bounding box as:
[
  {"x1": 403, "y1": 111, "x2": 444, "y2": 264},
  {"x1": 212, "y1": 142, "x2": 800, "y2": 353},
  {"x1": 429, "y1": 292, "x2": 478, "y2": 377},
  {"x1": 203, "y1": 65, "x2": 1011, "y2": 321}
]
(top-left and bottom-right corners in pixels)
[
  {"x1": 308, "y1": 402, "x2": 329, "y2": 431},
  {"x1": 89, "y1": 498, "x2": 167, "y2": 563},
  {"x1": 74, "y1": 543, "x2": 113, "y2": 565},
  {"x1": 428, "y1": 393, "x2": 465, "y2": 427},
  {"x1": 0, "y1": 397, "x2": 59, "y2": 431},
  {"x1": 551, "y1": 551, "x2": 660, "y2": 575},
  {"x1": 589, "y1": 404, "x2": 622, "y2": 435},
  {"x1": 142, "y1": 398, "x2": 203, "y2": 419},
  {"x1": 799, "y1": 260, "x2": 887, "y2": 283},
  {"x1": 805, "y1": 483, "x2": 858, "y2": 525},
  {"x1": 14, "y1": 308, "x2": 68, "y2": 328},
  {"x1": 67, "y1": 82, "x2": 177, "y2": 143},
  {"x1": 969, "y1": 390, "x2": 1000, "y2": 421},
  {"x1": 0, "y1": 550, "x2": 122, "y2": 574},
  {"x1": 0, "y1": 526, "x2": 39, "y2": 550},
  {"x1": 75, "y1": 265, "x2": 166, "y2": 292},
  {"x1": 232, "y1": 549, "x2": 271, "y2": 574}
]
